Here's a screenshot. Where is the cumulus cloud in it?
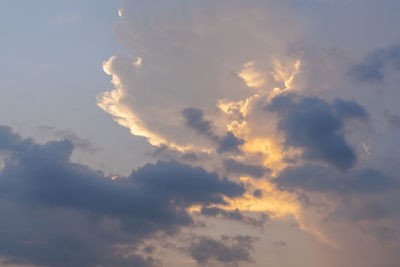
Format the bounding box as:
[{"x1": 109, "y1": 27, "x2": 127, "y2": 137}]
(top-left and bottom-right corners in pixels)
[
  {"x1": 188, "y1": 235, "x2": 255, "y2": 266},
  {"x1": 217, "y1": 132, "x2": 245, "y2": 154},
  {"x1": 274, "y1": 164, "x2": 394, "y2": 195},
  {"x1": 93, "y1": 1, "x2": 400, "y2": 266},
  {"x1": 223, "y1": 159, "x2": 270, "y2": 178},
  {"x1": 182, "y1": 108, "x2": 245, "y2": 154},
  {"x1": 182, "y1": 108, "x2": 216, "y2": 140},
  {"x1": 349, "y1": 44, "x2": 400, "y2": 83},
  {"x1": 97, "y1": 0, "x2": 303, "y2": 152},
  {"x1": 0, "y1": 126, "x2": 244, "y2": 266},
  {"x1": 237, "y1": 61, "x2": 266, "y2": 88},
  {"x1": 267, "y1": 93, "x2": 367, "y2": 171}
]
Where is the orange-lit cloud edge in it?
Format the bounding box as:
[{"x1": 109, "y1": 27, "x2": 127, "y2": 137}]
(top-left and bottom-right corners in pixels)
[{"x1": 97, "y1": 54, "x2": 337, "y2": 245}]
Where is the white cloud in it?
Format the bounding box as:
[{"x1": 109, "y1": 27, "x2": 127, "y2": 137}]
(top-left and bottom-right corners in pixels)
[{"x1": 95, "y1": 0, "x2": 400, "y2": 266}]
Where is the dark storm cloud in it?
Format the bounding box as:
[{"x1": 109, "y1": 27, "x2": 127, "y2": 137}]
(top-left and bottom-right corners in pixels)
[
  {"x1": 130, "y1": 161, "x2": 244, "y2": 208},
  {"x1": 273, "y1": 164, "x2": 394, "y2": 194},
  {"x1": 332, "y1": 99, "x2": 368, "y2": 120},
  {"x1": 217, "y1": 132, "x2": 245, "y2": 153},
  {"x1": 188, "y1": 235, "x2": 255, "y2": 266},
  {"x1": 223, "y1": 158, "x2": 271, "y2": 178},
  {"x1": 0, "y1": 125, "x2": 26, "y2": 150},
  {"x1": 182, "y1": 108, "x2": 245, "y2": 153},
  {"x1": 0, "y1": 126, "x2": 244, "y2": 267},
  {"x1": 267, "y1": 94, "x2": 367, "y2": 171},
  {"x1": 182, "y1": 108, "x2": 215, "y2": 139},
  {"x1": 349, "y1": 44, "x2": 400, "y2": 82}
]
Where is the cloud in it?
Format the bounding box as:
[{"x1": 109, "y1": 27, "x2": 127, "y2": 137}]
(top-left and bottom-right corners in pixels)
[
  {"x1": 273, "y1": 164, "x2": 394, "y2": 194},
  {"x1": 331, "y1": 99, "x2": 368, "y2": 120},
  {"x1": 0, "y1": 126, "x2": 244, "y2": 266},
  {"x1": 253, "y1": 189, "x2": 263, "y2": 198},
  {"x1": 223, "y1": 159, "x2": 270, "y2": 178},
  {"x1": 200, "y1": 207, "x2": 268, "y2": 227},
  {"x1": 385, "y1": 110, "x2": 400, "y2": 128},
  {"x1": 267, "y1": 93, "x2": 367, "y2": 171},
  {"x1": 188, "y1": 235, "x2": 255, "y2": 266},
  {"x1": 130, "y1": 161, "x2": 244, "y2": 209},
  {"x1": 182, "y1": 108, "x2": 216, "y2": 140},
  {"x1": 0, "y1": 126, "x2": 25, "y2": 150},
  {"x1": 36, "y1": 125, "x2": 97, "y2": 151},
  {"x1": 217, "y1": 132, "x2": 245, "y2": 154},
  {"x1": 182, "y1": 108, "x2": 245, "y2": 154},
  {"x1": 272, "y1": 163, "x2": 400, "y2": 251},
  {"x1": 349, "y1": 44, "x2": 400, "y2": 83},
  {"x1": 237, "y1": 61, "x2": 266, "y2": 88},
  {"x1": 271, "y1": 162, "x2": 400, "y2": 251},
  {"x1": 4, "y1": 0, "x2": 400, "y2": 266},
  {"x1": 93, "y1": 1, "x2": 400, "y2": 265},
  {"x1": 97, "y1": 0, "x2": 303, "y2": 152}
]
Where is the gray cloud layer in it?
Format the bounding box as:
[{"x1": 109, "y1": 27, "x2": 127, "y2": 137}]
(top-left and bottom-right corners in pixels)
[
  {"x1": 0, "y1": 126, "x2": 244, "y2": 267},
  {"x1": 274, "y1": 164, "x2": 394, "y2": 195},
  {"x1": 350, "y1": 44, "x2": 400, "y2": 83},
  {"x1": 182, "y1": 108, "x2": 245, "y2": 154},
  {"x1": 223, "y1": 159, "x2": 270, "y2": 178},
  {"x1": 267, "y1": 93, "x2": 367, "y2": 171},
  {"x1": 188, "y1": 235, "x2": 255, "y2": 266}
]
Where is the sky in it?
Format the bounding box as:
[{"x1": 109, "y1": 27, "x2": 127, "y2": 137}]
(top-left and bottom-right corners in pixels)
[{"x1": 1, "y1": 0, "x2": 400, "y2": 266}]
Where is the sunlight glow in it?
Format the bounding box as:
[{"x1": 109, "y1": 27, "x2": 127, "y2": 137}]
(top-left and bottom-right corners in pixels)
[{"x1": 238, "y1": 61, "x2": 266, "y2": 88}]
